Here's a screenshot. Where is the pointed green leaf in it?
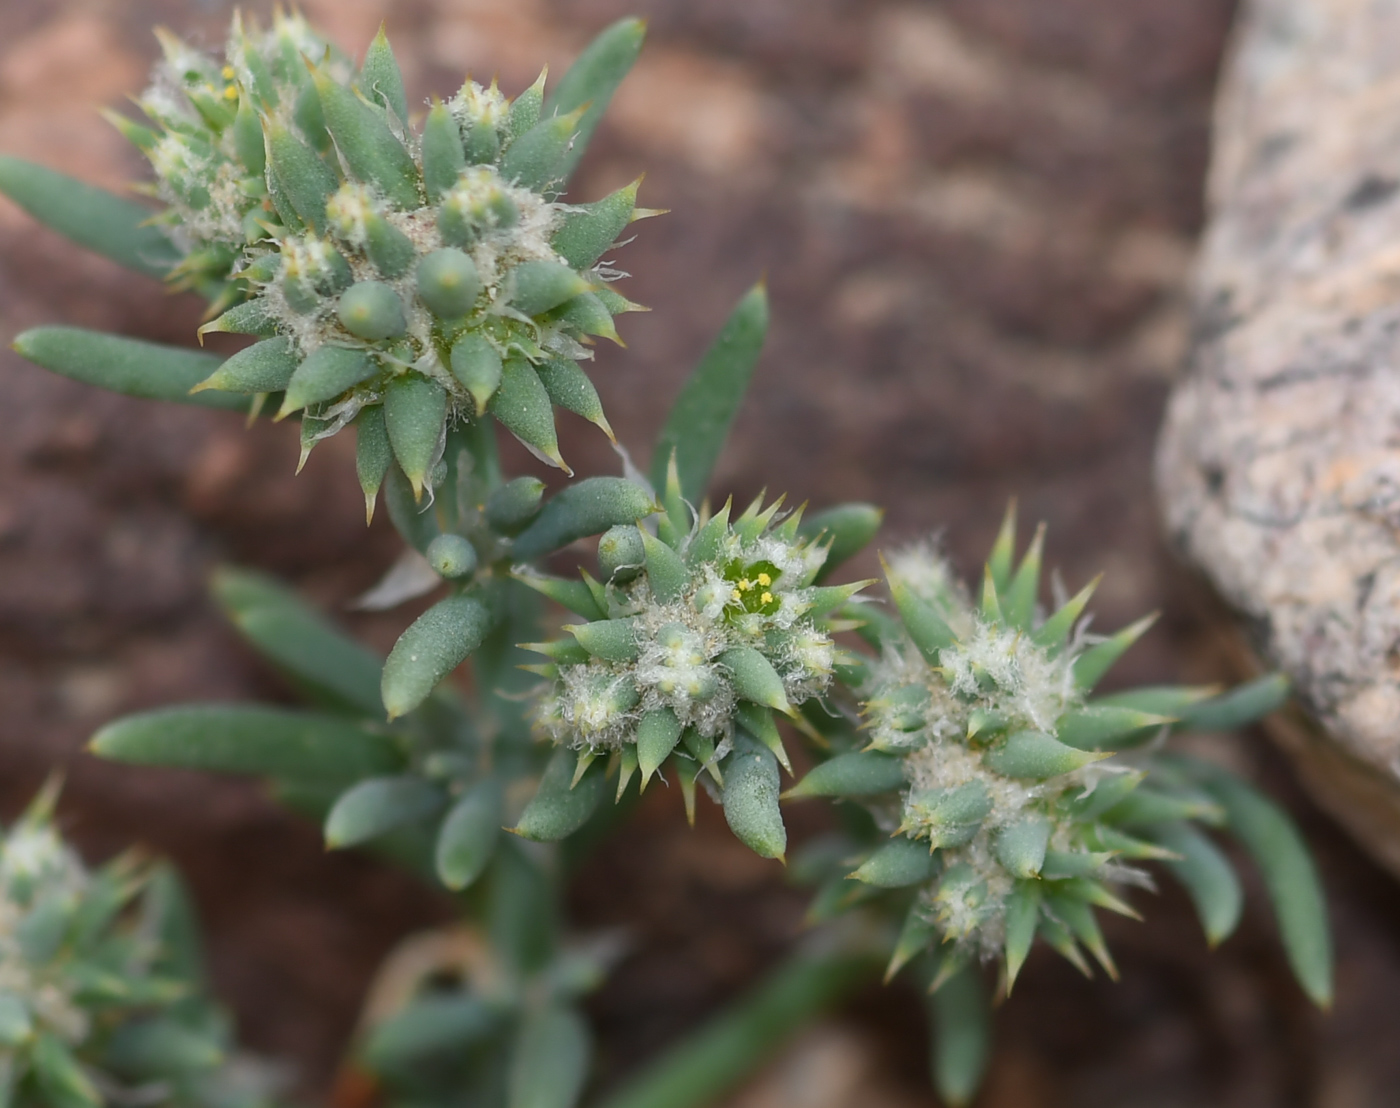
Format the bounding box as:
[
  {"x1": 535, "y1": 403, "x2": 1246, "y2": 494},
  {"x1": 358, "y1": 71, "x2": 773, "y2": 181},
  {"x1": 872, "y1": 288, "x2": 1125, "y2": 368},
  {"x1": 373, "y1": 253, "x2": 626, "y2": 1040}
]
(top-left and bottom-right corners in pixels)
[
  {"x1": 718, "y1": 646, "x2": 789, "y2": 712},
  {"x1": 735, "y1": 702, "x2": 789, "y2": 773},
  {"x1": 279, "y1": 345, "x2": 375, "y2": 417},
  {"x1": 722, "y1": 737, "x2": 786, "y2": 861},
  {"x1": 500, "y1": 107, "x2": 587, "y2": 192},
  {"x1": 639, "y1": 528, "x2": 689, "y2": 602},
  {"x1": 787, "y1": 750, "x2": 904, "y2": 798},
  {"x1": 512, "y1": 569, "x2": 606, "y2": 621},
  {"x1": 90, "y1": 705, "x2": 401, "y2": 781},
  {"x1": 509, "y1": 259, "x2": 592, "y2": 316},
  {"x1": 535, "y1": 356, "x2": 612, "y2": 438},
  {"x1": 1192, "y1": 764, "x2": 1332, "y2": 1006},
  {"x1": 884, "y1": 560, "x2": 957, "y2": 662},
  {"x1": 552, "y1": 179, "x2": 641, "y2": 269},
  {"x1": 356, "y1": 405, "x2": 392, "y2": 522},
  {"x1": 385, "y1": 373, "x2": 448, "y2": 500},
  {"x1": 1055, "y1": 705, "x2": 1175, "y2": 751},
  {"x1": 264, "y1": 117, "x2": 339, "y2": 233},
  {"x1": 1030, "y1": 575, "x2": 1100, "y2": 651},
  {"x1": 928, "y1": 964, "x2": 990, "y2": 1108},
  {"x1": 326, "y1": 775, "x2": 444, "y2": 848},
  {"x1": 1002, "y1": 523, "x2": 1044, "y2": 630},
  {"x1": 421, "y1": 99, "x2": 467, "y2": 201},
  {"x1": 544, "y1": 17, "x2": 646, "y2": 182},
  {"x1": 1004, "y1": 880, "x2": 1041, "y2": 991},
  {"x1": 382, "y1": 594, "x2": 492, "y2": 720},
  {"x1": 13, "y1": 327, "x2": 246, "y2": 409},
  {"x1": 0, "y1": 156, "x2": 176, "y2": 277},
  {"x1": 992, "y1": 816, "x2": 1051, "y2": 878},
  {"x1": 983, "y1": 730, "x2": 1106, "y2": 780},
  {"x1": 193, "y1": 337, "x2": 298, "y2": 395},
  {"x1": 568, "y1": 618, "x2": 638, "y2": 662},
  {"x1": 1148, "y1": 821, "x2": 1242, "y2": 947},
  {"x1": 1092, "y1": 684, "x2": 1220, "y2": 717},
  {"x1": 450, "y1": 331, "x2": 504, "y2": 414},
  {"x1": 486, "y1": 476, "x2": 547, "y2": 535},
  {"x1": 885, "y1": 903, "x2": 938, "y2": 983},
  {"x1": 514, "y1": 748, "x2": 607, "y2": 842},
  {"x1": 849, "y1": 837, "x2": 936, "y2": 887},
  {"x1": 798, "y1": 503, "x2": 883, "y2": 583},
  {"x1": 491, "y1": 357, "x2": 565, "y2": 470},
  {"x1": 508, "y1": 70, "x2": 547, "y2": 141},
  {"x1": 1102, "y1": 786, "x2": 1223, "y2": 827},
  {"x1": 637, "y1": 707, "x2": 684, "y2": 785},
  {"x1": 360, "y1": 26, "x2": 409, "y2": 123},
  {"x1": 435, "y1": 780, "x2": 502, "y2": 890},
  {"x1": 212, "y1": 566, "x2": 384, "y2": 717},
  {"x1": 986, "y1": 503, "x2": 1016, "y2": 593},
  {"x1": 313, "y1": 68, "x2": 419, "y2": 209},
  {"x1": 1072, "y1": 613, "x2": 1158, "y2": 691},
  {"x1": 511, "y1": 477, "x2": 658, "y2": 561},
  {"x1": 1174, "y1": 674, "x2": 1290, "y2": 733},
  {"x1": 508, "y1": 1003, "x2": 591, "y2": 1108},
  {"x1": 651, "y1": 284, "x2": 768, "y2": 502}
]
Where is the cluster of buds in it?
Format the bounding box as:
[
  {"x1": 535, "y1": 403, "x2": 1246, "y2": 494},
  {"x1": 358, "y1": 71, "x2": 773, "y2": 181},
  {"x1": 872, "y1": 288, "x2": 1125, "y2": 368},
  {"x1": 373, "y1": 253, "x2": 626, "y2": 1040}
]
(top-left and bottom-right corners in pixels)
[
  {"x1": 0, "y1": 785, "x2": 273, "y2": 1108},
  {"x1": 522, "y1": 487, "x2": 868, "y2": 807},
  {"x1": 115, "y1": 12, "x2": 647, "y2": 502},
  {"x1": 791, "y1": 508, "x2": 1254, "y2": 991}
]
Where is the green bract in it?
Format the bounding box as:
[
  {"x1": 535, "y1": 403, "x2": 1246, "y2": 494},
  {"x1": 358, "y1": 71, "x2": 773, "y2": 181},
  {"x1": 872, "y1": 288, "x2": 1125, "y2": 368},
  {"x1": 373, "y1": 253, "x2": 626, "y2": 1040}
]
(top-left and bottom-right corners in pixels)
[
  {"x1": 0, "y1": 786, "x2": 276, "y2": 1108},
  {"x1": 112, "y1": 13, "x2": 646, "y2": 499}
]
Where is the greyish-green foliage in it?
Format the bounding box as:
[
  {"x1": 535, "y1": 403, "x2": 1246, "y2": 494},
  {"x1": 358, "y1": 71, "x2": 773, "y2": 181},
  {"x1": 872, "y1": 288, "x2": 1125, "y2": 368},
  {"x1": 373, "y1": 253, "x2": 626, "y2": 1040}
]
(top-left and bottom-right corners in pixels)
[
  {"x1": 0, "y1": 12, "x2": 1333, "y2": 1108},
  {"x1": 0, "y1": 785, "x2": 278, "y2": 1108}
]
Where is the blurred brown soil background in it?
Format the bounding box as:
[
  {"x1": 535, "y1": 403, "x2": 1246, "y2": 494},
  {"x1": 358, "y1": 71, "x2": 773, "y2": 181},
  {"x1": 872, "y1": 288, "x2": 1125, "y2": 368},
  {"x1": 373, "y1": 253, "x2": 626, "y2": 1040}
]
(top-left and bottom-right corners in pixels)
[{"x1": 1, "y1": 1, "x2": 1398, "y2": 1105}]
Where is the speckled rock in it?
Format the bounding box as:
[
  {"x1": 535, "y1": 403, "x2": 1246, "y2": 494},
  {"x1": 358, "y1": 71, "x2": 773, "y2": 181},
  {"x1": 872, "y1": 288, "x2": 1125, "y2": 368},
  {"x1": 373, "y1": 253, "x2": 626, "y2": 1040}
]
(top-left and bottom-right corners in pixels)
[{"x1": 1157, "y1": 0, "x2": 1400, "y2": 875}]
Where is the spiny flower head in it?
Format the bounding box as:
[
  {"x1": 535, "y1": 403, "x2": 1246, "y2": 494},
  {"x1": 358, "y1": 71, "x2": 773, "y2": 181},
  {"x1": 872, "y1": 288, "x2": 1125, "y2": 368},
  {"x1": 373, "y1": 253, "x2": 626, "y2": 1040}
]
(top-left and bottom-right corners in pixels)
[
  {"x1": 111, "y1": 14, "x2": 648, "y2": 506},
  {"x1": 522, "y1": 483, "x2": 869, "y2": 800},
  {"x1": 793, "y1": 507, "x2": 1239, "y2": 991},
  {"x1": 0, "y1": 785, "x2": 275, "y2": 1107}
]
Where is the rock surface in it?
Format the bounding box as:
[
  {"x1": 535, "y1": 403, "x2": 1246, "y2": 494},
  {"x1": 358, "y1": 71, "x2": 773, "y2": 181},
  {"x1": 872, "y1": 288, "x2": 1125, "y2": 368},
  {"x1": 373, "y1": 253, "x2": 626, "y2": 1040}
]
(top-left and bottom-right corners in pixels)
[{"x1": 1157, "y1": 0, "x2": 1400, "y2": 875}]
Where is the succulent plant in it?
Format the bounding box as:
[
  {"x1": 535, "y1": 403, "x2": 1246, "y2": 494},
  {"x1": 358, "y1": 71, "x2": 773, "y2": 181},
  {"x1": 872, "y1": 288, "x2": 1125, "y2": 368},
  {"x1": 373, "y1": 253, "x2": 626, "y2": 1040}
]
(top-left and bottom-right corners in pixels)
[
  {"x1": 0, "y1": 785, "x2": 276, "y2": 1108},
  {"x1": 785, "y1": 507, "x2": 1331, "y2": 1099},
  {"x1": 0, "y1": 10, "x2": 1338, "y2": 1108},
  {"x1": 6, "y1": 12, "x2": 648, "y2": 506},
  {"x1": 519, "y1": 470, "x2": 867, "y2": 814}
]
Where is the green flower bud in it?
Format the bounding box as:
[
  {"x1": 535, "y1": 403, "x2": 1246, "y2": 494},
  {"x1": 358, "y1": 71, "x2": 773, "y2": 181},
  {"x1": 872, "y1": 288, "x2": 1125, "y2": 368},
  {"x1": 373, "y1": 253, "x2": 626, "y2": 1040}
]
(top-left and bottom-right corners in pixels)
[
  {"x1": 426, "y1": 534, "x2": 479, "y2": 579},
  {"x1": 597, "y1": 524, "x2": 644, "y2": 582},
  {"x1": 338, "y1": 280, "x2": 406, "y2": 340},
  {"x1": 416, "y1": 248, "x2": 481, "y2": 319}
]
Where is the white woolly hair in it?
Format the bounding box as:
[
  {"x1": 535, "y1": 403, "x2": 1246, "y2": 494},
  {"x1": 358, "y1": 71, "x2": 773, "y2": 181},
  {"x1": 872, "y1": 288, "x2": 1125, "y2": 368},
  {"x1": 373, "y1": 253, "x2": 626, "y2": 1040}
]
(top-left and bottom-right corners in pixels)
[
  {"x1": 538, "y1": 518, "x2": 836, "y2": 752},
  {"x1": 938, "y1": 618, "x2": 1080, "y2": 733},
  {"x1": 0, "y1": 823, "x2": 94, "y2": 1045}
]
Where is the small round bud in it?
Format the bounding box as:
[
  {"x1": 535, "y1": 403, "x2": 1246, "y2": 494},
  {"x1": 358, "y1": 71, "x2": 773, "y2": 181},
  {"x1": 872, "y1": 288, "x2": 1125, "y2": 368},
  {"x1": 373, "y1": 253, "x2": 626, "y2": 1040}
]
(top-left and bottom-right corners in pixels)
[
  {"x1": 426, "y1": 534, "x2": 478, "y2": 579},
  {"x1": 598, "y1": 524, "x2": 645, "y2": 582},
  {"x1": 417, "y1": 248, "x2": 481, "y2": 319},
  {"x1": 337, "y1": 281, "x2": 406, "y2": 340}
]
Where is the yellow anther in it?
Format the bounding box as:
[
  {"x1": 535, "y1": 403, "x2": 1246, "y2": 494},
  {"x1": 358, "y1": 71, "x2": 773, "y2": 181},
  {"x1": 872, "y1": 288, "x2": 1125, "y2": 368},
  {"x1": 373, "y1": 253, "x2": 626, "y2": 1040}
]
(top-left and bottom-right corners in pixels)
[
  {"x1": 731, "y1": 589, "x2": 742, "y2": 603},
  {"x1": 223, "y1": 85, "x2": 239, "y2": 101},
  {"x1": 760, "y1": 592, "x2": 774, "y2": 606},
  {"x1": 222, "y1": 65, "x2": 236, "y2": 80},
  {"x1": 738, "y1": 579, "x2": 752, "y2": 591},
  {"x1": 756, "y1": 572, "x2": 772, "y2": 587}
]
